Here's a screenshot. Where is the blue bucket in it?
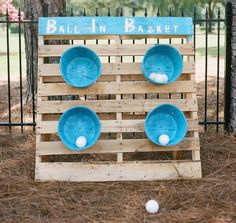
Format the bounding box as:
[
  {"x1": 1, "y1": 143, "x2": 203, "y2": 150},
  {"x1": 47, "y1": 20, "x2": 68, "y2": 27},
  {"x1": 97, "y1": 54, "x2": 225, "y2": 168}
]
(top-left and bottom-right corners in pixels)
[
  {"x1": 58, "y1": 106, "x2": 101, "y2": 151},
  {"x1": 144, "y1": 104, "x2": 187, "y2": 146},
  {"x1": 141, "y1": 44, "x2": 183, "y2": 84},
  {"x1": 60, "y1": 46, "x2": 101, "y2": 88}
]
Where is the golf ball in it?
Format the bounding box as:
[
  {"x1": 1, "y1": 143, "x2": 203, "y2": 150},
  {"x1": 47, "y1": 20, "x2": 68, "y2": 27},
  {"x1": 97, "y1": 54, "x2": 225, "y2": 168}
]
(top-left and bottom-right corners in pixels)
[
  {"x1": 145, "y1": 199, "x2": 160, "y2": 214},
  {"x1": 161, "y1": 74, "x2": 168, "y2": 83},
  {"x1": 159, "y1": 134, "x2": 170, "y2": 145},
  {"x1": 149, "y1": 72, "x2": 157, "y2": 81},
  {"x1": 154, "y1": 73, "x2": 164, "y2": 83},
  {"x1": 76, "y1": 136, "x2": 87, "y2": 148}
]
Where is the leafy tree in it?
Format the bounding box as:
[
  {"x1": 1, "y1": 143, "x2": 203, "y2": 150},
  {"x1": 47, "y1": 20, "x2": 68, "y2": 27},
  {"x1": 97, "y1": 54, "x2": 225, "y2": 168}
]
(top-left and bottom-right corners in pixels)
[
  {"x1": 199, "y1": 0, "x2": 225, "y2": 32},
  {"x1": 67, "y1": 0, "x2": 143, "y2": 16}
]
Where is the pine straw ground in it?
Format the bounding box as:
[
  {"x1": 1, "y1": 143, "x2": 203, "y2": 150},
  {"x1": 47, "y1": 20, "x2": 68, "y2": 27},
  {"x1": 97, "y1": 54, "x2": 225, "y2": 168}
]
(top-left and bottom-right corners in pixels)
[
  {"x1": 0, "y1": 131, "x2": 236, "y2": 223},
  {"x1": 0, "y1": 78, "x2": 236, "y2": 223}
]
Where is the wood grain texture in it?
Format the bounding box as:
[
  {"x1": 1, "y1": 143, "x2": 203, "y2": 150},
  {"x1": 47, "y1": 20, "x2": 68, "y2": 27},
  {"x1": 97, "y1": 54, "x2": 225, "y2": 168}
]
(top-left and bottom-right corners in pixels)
[
  {"x1": 35, "y1": 161, "x2": 202, "y2": 182},
  {"x1": 36, "y1": 32, "x2": 202, "y2": 182},
  {"x1": 36, "y1": 138, "x2": 200, "y2": 155},
  {"x1": 38, "y1": 81, "x2": 196, "y2": 96},
  {"x1": 37, "y1": 99, "x2": 198, "y2": 114},
  {"x1": 37, "y1": 119, "x2": 199, "y2": 134},
  {"x1": 38, "y1": 44, "x2": 194, "y2": 57},
  {"x1": 39, "y1": 62, "x2": 195, "y2": 76}
]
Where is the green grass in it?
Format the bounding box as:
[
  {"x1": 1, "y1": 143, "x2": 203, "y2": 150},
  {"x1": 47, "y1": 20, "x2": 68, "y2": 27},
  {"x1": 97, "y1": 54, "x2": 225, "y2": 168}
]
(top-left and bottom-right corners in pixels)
[
  {"x1": 196, "y1": 46, "x2": 225, "y2": 57},
  {"x1": 0, "y1": 30, "x2": 26, "y2": 81}
]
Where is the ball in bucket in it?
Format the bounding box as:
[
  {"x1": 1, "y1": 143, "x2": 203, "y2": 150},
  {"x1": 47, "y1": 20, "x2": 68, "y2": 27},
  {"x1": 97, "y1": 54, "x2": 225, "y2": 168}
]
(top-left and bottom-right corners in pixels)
[
  {"x1": 142, "y1": 44, "x2": 183, "y2": 84},
  {"x1": 58, "y1": 106, "x2": 101, "y2": 151},
  {"x1": 144, "y1": 104, "x2": 188, "y2": 146},
  {"x1": 60, "y1": 46, "x2": 101, "y2": 88}
]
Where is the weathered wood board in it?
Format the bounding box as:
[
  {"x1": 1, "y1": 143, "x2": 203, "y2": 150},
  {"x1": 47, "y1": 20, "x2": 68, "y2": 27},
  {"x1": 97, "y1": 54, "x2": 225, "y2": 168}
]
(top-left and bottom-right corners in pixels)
[{"x1": 36, "y1": 17, "x2": 201, "y2": 182}]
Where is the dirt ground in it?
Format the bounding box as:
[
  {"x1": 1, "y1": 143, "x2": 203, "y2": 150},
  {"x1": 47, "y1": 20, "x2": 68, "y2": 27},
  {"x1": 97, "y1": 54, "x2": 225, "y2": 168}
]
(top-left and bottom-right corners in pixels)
[{"x1": 0, "y1": 78, "x2": 236, "y2": 223}]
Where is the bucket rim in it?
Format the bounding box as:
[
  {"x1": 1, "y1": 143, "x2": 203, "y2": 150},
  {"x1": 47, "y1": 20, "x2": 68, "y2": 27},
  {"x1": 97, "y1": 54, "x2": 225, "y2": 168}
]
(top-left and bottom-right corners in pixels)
[
  {"x1": 58, "y1": 106, "x2": 101, "y2": 151},
  {"x1": 59, "y1": 45, "x2": 102, "y2": 88}
]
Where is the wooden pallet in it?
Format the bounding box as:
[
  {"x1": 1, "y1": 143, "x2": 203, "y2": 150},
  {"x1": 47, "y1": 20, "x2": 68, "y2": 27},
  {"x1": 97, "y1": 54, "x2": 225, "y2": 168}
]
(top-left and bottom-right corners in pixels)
[{"x1": 36, "y1": 32, "x2": 202, "y2": 182}]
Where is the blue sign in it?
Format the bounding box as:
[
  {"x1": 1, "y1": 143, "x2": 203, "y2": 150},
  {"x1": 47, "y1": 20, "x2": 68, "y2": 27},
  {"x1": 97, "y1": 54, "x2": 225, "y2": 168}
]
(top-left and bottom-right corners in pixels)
[{"x1": 39, "y1": 17, "x2": 192, "y2": 36}]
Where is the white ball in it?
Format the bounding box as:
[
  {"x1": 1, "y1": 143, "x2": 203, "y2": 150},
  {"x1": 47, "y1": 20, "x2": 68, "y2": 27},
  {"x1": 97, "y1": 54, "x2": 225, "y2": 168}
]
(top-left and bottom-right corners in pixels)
[
  {"x1": 159, "y1": 134, "x2": 170, "y2": 145},
  {"x1": 149, "y1": 72, "x2": 157, "y2": 81},
  {"x1": 76, "y1": 136, "x2": 87, "y2": 148},
  {"x1": 154, "y1": 73, "x2": 164, "y2": 83},
  {"x1": 145, "y1": 200, "x2": 160, "y2": 214},
  {"x1": 161, "y1": 74, "x2": 168, "y2": 83}
]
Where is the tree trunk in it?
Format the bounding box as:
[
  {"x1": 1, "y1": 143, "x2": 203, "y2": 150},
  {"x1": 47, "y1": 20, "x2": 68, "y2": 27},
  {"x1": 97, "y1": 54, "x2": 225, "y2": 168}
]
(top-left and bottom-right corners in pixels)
[
  {"x1": 225, "y1": 0, "x2": 236, "y2": 133},
  {"x1": 23, "y1": 0, "x2": 66, "y2": 101},
  {"x1": 229, "y1": 1, "x2": 236, "y2": 132}
]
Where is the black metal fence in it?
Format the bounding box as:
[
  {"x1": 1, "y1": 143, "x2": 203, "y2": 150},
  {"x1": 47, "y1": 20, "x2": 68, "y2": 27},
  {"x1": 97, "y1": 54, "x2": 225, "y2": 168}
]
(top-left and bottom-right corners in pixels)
[{"x1": 0, "y1": 3, "x2": 232, "y2": 133}]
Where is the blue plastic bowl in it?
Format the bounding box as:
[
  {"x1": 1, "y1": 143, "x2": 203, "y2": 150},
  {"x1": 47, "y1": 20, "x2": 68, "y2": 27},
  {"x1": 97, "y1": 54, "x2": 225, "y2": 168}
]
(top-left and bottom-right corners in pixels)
[
  {"x1": 144, "y1": 104, "x2": 188, "y2": 146},
  {"x1": 58, "y1": 106, "x2": 101, "y2": 151},
  {"x1": 60, "y1": 46, "x2": 101, "y2": 88},
  {"x1": 141, "y1": 44, "x2": 183, "y2": 84}
]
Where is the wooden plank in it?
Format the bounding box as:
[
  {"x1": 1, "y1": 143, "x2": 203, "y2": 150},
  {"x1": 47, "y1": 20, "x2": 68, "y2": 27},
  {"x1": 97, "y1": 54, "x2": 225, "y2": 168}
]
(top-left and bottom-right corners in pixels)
[
  {"x1": 39, "y1": 62, "x2": 195, "y2": 76},
  {"x1": 38, "y1": 81, "x2": 196, "y2": 96},
  {"x1": 37, "y1": 99, "x2": 198, "y2": 114},
  {"x1": 38, "y1": 44, "x2": 194, "y2": 57},
  {"x1": 36, "y1": 36, "x2": 44, "y2": 166},
  {"x1": 37, "y1": 119, "x2": 199, "y2": 134},
  {"x1": 35, "y1": 161, "x2": 202, "y2": 182},
  {"x1": 44, "y1": 35, "x2": 189, "y2": 41},
  {"x1": 115, "y1": 37, "x2": 123, "y2": 162},
  {"x1": 36, "y1": 138, "x2": 200, "y2": 155},
  {"x1": 186, "y1": 37, "x2": 201, "y2": 161},
  {"x1": 43, "y1": 73, "x2": 191, "y2": 83}
]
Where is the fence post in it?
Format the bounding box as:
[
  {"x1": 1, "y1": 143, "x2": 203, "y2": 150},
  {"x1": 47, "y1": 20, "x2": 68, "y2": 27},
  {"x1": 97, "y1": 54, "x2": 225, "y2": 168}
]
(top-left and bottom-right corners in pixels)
[
  {"x1": 42, "y1": 2, "x2": 49, "y2": 17},
  {"x1": 224, "y1": 1, "x2": 234, "y2": 132}
]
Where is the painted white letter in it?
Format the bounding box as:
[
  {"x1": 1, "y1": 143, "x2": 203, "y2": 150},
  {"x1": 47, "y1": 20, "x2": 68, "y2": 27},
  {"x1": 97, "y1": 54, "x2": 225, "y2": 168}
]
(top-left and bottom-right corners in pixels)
[
  {"x1": 99, "y1": 25, "x2": 106, "y2": 33},
  {"x1": 147, "y1": 25, "x2": 154, "y2": 33},
  {"x1": 137, "y1": 25, "x2": 143, "y2": 33},
  {"x1": 173, "y1": 25, "x2": 178, "y2": 32},
  {"x1": 67, "y1": 25, "x2": 72, "y2": 33},
  {"x1": 165, "y1": 25, "x2": 170, "y2": 33},
  {"x1": 125, "y1": 18, "x2": 135, "y2": 33},
  {"x1": 46, "y1": 19, "x2": 56, "y2": 34},
  {"x1": 59, "y1": 25, "x2": 64, "y2": 34},
  {"x1": 156, "y1": 26, "x2": 162, "y2": 33},
  {"x1": 74, "y1": 26, "x2": 80, "y2": 34},
  {"x1": 92, "y1": 19, "x2": 96, "y2": 33}
]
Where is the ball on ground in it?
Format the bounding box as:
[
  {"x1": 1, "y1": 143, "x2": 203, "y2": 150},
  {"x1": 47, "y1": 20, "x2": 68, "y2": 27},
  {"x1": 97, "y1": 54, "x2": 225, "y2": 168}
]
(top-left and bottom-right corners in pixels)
[
  {"x1": 159, "y1": 134, "x2": 170, "y2": 145},
  {"x1": 76, "y1": 136, "x2": 87, "y2": 148},
  {"x1": 145, "y1": 199, "x2": 159, "y2": 214}
]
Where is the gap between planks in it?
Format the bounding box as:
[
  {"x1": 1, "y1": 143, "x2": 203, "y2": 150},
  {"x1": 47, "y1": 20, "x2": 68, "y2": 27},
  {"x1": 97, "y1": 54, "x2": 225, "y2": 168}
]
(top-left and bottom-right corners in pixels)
[
  {"x1": 43, "y1": 35, "x2": 191, "y2": 41},
  {"x1": 38, "y1": 44, "x2": 194, "y2": 57}
]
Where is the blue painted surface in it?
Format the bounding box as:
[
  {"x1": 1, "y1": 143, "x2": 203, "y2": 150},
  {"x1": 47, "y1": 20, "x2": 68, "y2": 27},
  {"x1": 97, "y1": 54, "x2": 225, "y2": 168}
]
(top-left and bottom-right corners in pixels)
[
  {"x1": 60, "y1": 46, "x2": 101, "y2": 88},
  {"x1": 39, "y1": 17, "x2": 192, "y2": 36},
  {"x1": 58, "y1": 106, "x2": 101, "y2": 151},
  {"x1": 144, "y1": 104, "x2": 188, "y2": 146},
  {"x1": 141, "y1": 44, "x2": 183, "y2": 85}
]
